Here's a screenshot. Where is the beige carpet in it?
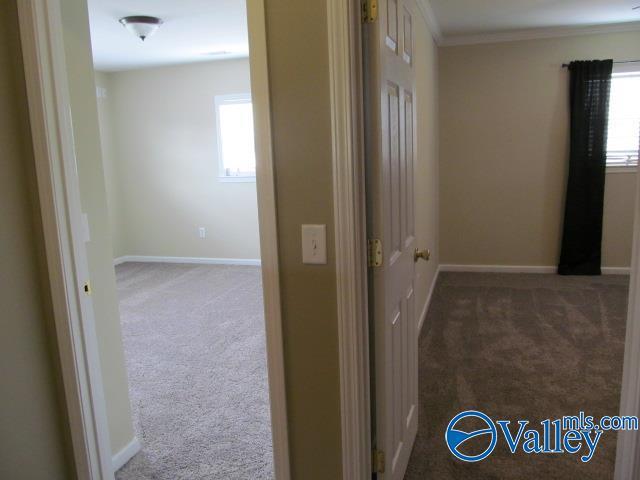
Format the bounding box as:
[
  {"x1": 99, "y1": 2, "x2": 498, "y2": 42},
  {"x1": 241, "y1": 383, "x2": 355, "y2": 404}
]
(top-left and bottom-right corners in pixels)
[
  {"x1": 405, "y1": 272, "x2": 629, "y2": 479},
  {"x1": 114, "y1": 263, "x2": 273, "y2": 480}
]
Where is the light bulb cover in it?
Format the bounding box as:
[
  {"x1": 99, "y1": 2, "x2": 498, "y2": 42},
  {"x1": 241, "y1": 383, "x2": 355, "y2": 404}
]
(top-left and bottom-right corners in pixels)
[{"x1": 119, "y1": 16, "x2": 163, "y2": 41}]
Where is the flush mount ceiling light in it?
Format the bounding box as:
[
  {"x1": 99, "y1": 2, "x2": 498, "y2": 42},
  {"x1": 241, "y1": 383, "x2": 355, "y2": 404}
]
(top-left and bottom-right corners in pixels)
[{"x1": 119, "y1": 16, "x2": 163, "y2": 42}]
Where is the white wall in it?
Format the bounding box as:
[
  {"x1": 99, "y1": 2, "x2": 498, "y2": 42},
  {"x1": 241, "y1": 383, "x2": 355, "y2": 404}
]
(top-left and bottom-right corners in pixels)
[
  {"x1": 439, "y1": 31, "x2": 640, "y2": 269},
  {"x1": 98, "y1": 59, "x2": 260, "y2": 261},
  {"x1": 414, "y1": 12, "x2": 439, "y2": 323}
]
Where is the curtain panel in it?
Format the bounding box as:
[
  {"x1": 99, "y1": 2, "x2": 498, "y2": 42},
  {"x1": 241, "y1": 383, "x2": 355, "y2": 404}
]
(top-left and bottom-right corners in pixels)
[{"x1": 558, "y1": 60, "x2": 613, "y2": 275}]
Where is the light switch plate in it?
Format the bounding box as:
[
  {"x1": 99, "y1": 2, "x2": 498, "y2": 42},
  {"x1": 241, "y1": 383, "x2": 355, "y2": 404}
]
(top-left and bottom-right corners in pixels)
[{"x1": 301, "y1": 224, "x2": 327, "y2": 265}]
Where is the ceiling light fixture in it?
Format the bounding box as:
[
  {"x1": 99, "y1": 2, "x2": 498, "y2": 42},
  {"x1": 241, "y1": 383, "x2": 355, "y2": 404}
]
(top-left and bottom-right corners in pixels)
[{"x1": 119, "y1": 16, "x2": 163, "y2": 42}]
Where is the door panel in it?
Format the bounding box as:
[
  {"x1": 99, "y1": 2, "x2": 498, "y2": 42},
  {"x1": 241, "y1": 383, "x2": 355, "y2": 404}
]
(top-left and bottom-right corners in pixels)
[
  {"x1": 386, "y1": 0, "x2": 398, "y2": 52},
  {"x1": 365, "y1": 0, "x2": 418, "y2": 479},
  {"x1": 404, "y1": 93, "x2": 415, "y2": 242},
  {"x1": 402, "y1": 9, "x2": 412, "y2": 64},
  {"x1": 387, "y1": 82, "x2": 401, "y2": 256}
]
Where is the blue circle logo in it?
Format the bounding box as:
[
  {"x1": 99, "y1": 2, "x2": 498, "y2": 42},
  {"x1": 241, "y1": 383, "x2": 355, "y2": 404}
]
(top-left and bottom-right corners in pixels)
[{"x1": 445, "y1": 410, "x2": 497, "y2": 462}]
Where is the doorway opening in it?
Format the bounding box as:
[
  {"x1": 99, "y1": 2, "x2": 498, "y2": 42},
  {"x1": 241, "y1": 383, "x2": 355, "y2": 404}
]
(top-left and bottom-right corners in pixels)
[
  {"x1": 18, "y1": 0, "x2": 288, "y2": 478},
  {"x1": 89, "y1": 2, "x2": 273, "y2": 477}
]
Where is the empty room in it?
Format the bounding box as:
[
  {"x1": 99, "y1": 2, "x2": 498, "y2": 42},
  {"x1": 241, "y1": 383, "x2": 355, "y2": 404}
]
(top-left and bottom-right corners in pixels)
[
  {"x1": 89, "y1": 1, "x2": 272, "y2": 478},
  {"x1": 403, "y1": 3, "x2": 640, "y2": 479}
]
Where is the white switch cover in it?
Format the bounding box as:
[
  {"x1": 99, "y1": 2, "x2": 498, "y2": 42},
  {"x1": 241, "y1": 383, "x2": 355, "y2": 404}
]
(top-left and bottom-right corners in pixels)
[
  {"x1": 302, "y1": 224, "x2": 327, "y2": 265},
  {"x1": 199, "y1": 227, "x2": 206, "y2": 239}
]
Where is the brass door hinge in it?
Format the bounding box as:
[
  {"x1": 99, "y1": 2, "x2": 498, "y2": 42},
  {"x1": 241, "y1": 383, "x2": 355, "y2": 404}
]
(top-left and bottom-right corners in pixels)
[
  {"x1": 373, "y1": 449, "x2": 385, "y2": 473},
  {"x1": 368, "y1": 239, "x2": 383, "y2": 267},
  {"x1": 362, "y1": 0, "x2": 378, "y2": 23}
]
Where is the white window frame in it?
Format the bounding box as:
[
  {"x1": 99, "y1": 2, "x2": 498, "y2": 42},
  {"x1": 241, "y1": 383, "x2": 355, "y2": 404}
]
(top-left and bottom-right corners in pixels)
[
  {"x1": 214, "y1": 93, "x2": 257, "y2": 182},
  {"x1": 606, "y1": 64, "x2": 640, "y2": 173}
]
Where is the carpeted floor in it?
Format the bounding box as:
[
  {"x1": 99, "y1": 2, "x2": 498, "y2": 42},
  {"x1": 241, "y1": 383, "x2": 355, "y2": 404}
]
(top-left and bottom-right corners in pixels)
[
  {"x1": 114, "y1": 263, "x2": 273, "y2": 480},
  {"x1": 405, "y1": 272, "x2": 630, "y2": 480}
]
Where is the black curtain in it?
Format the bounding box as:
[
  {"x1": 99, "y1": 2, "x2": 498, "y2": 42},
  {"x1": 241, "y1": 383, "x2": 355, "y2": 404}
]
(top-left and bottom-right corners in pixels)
[{"x1": 558, "y1": 60, "x2": 613, "y2": 276}]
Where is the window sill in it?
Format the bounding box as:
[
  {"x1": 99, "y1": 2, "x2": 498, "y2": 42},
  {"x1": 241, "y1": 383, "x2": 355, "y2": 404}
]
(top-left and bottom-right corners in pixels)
[
  {"x1": 218, "y1": 176, "x2": 256, "y2": 183},
  {"x1": 606, "y1": 166, "x2": 637, "y2": 174}
]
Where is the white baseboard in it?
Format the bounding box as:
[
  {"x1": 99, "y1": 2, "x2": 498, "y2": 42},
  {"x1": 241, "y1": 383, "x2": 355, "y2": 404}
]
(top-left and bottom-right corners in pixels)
[
  {"x1": 440, "y1": 264, "x2": 556, "y2": 274},
  {"x1": 418, "y1": 266, "x2": 441, "y2": 333},
  {"x1": 602, "y1": 267, "x2": 631, "y2": 275},
  {"x1": 440, "y1": 264, "x2": 630, "y2": 275},
  {"x1": 113, "y1": 255, "x2": 261, "y2": 267},
  {"x1": 112, "y1": 437, "x2": 141, "y2": 472}
]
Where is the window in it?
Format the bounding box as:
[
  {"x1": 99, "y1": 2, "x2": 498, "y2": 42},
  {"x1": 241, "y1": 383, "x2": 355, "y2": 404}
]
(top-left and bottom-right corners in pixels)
[
  {"x1": 606, "y1": 69, "x2": 640, "y2": 168},
  {"x1": 215, "y1": 94, "x2": 256, "y2": 181}
]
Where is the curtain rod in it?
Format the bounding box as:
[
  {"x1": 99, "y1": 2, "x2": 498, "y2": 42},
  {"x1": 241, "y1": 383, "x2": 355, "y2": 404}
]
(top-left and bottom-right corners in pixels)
[{"x1": 562, "y1": 60, "x2": 640, "y2": 68}]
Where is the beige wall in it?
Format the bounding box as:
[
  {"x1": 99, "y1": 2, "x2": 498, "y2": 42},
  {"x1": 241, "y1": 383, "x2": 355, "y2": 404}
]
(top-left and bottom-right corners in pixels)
[
  {"x1": 95, "y1": 72, "x2": 125, "y2": 259},
  {"x1": 97, "y1": 60, "x2": 260, "y2": 260},
  {"x1": 603, "y1": 172, "x2": 637, "y2": 267},
  {"x1": 263, "y1": 1, "x2": 440, "y2": 476},
  {"x1": 439, "y1": 31, "x2": 640, "y2": 268},
  {"x1": 414, "y1": 10, "x2": 440, "y2": 316},
  {"x1": 264, "y1": 1, "x2": 342, "y2": 477},
  {"x1": 61, "y1": 0, "x2": 135, "y2": 456},
  {"x1": 0, "y1": 2, "x2": 70, "y2": 478}
]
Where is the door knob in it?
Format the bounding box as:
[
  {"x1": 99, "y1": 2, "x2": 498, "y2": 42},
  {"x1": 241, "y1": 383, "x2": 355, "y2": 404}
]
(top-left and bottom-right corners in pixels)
[{"x1": 414, "y1": 248, "x2": 431, "y2": 263}]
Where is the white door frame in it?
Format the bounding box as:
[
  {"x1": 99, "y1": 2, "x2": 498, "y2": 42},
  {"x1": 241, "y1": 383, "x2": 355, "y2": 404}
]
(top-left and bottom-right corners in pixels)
[
  {"x1": 16, "y1": 0, "x2": 290, "y2": 478},
  {"x1": 18, "y1": 1, "x2": 113, "y2": 477},
  {"x1": 615, "y1": 165, "x2": 640, "y2": 479},
  {"x1": 327, "y1": 0, "x2": 372, "y2": 478}
]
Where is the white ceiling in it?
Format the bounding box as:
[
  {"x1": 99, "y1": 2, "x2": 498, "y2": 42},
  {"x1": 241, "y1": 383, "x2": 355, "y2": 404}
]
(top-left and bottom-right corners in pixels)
[
  {"x1": 429, "y1": 0, "x2": 640, "y2": 39},
  {"x1": 89, "y1": 0, "x2": 640, "y2": 70},
  {"x1": 88, "y1": 0, "x2": 249, "y2": 71}
]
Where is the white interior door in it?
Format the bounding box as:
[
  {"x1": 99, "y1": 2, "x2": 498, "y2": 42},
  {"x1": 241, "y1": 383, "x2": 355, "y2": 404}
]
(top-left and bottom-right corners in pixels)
[{"x1": 364, "y1": 0, "x2": 421, "y2": 478}]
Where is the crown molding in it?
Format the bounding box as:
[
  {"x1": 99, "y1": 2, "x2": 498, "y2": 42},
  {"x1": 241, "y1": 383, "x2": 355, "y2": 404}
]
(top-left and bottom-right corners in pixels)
[
  {"x1": 416, "y1": 0, "x2": 442, "y2": 45},
  {"x1": 440, "y1": 21, "x2": 640, "y2": 47}
]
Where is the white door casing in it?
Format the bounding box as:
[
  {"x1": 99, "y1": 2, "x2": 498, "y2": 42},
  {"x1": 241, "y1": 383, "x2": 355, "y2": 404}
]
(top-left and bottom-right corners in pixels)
[
  {"x1": 17, "y1": 1, "x2": 113, "y2": 477},
  {"x1": 365, "y1": 0, "x2": 419, "y2": 478}
]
